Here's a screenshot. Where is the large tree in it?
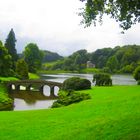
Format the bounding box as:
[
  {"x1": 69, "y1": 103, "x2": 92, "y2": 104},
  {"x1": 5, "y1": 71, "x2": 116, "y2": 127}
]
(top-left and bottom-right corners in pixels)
[
  {"x1": 16, "y1": 59, "x2": 29, "y2": 80},
  {"x1": 5, "y1": 29, "x2": 18, "y2": 62},
  {"x1": 79, "y1": 0, "x2": 140, "y2": 30},
  {"x1": 24, "y1": 43, "x2": 43, "y2": 73},
  {"x1": 0, "y1": 41, "x2": 13, "y2": 76}
]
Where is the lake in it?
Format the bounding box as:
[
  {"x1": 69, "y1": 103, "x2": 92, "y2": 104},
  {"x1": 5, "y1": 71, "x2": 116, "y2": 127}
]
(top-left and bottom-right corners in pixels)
[{"x1": 11, "y1": 73, "x2": 137, "y2": 111}]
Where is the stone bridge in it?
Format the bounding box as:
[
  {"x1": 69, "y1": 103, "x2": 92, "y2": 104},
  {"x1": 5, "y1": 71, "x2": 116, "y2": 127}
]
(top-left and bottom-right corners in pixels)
[{"x1": 6, "y1": 80, "x2": 62, "y2": 97}]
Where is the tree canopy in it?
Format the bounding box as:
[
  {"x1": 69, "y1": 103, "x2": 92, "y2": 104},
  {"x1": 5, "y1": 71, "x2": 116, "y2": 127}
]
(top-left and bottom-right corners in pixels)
[
  {"x1": 79, "y1": 0, "x2": 140, "y2": 30},
  {"x1": 24, "y1": 43, "x2": 43, "y2": 73},
  {"x1": 0, "y1": 41, "x2": 13, "y2": 76},
  {"x1": 16, "y1": 59, "x2": 29, "y2": 80},
  {"x1": 5, "y1": 28, "x2": 18, "y2": 62}
]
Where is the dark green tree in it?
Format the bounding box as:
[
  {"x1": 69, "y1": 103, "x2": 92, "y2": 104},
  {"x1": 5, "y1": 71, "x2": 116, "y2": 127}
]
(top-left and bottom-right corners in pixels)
[
  {"x1": 74, "y1": 54, "x2": 83, "y2": 71},
  {"x1": 79, "y1": 0, "x2": 140, "y2": 30},
  {"x1": 0, "y1": 41, "x2": 13, "y2": 76},
  {"x1": 5, "y1": 29, "x2": 18, "y2": 63},
  {"x1": 24, "y1": 43, "x2": 43, "y2": 73},
  {"x1": 93, "y1": 73, "x2": 112, "y2": 86},
  {"x1": 106, "y1": 56, "x2": 119, "y2": 72},
  {"x1": 133, "y1": 66, "x2": 140, "y2": 84},
  {"x1": 16, "y1": 59, "x2": 29, "y2": 80}
]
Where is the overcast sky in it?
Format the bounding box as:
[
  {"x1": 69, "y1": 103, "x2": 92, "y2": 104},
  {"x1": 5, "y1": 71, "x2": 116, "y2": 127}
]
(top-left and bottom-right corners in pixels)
[{"x1": 0, "y1": 0, "x2": 140, "y2": 56}]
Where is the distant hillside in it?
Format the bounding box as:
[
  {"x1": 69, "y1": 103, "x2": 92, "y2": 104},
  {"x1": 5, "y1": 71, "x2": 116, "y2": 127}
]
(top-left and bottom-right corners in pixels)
[
  {"x1": 42, "y1": 50, "x2": 63, "y2": 62},
  {"x1": 46, "y1": 45, "x2": 140, "y2": 74},
  {"x1": 89, "y1": 45, "x2": 140, "y2": 73}
]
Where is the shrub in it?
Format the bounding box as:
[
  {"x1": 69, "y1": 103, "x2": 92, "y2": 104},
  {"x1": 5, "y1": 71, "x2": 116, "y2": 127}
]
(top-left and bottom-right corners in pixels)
[
  {"x1": 51, "y1": 90, "x2": 91, "y2": 108},
  {"x1": 62, "y1": 77, "x2": 91, "y2": 90},
  {"x1": 133, "y1": 66, "x2": 140, "y2": 82},
  {"x1": 93, "y1": 73, "x2": 112, "y2": 86}
]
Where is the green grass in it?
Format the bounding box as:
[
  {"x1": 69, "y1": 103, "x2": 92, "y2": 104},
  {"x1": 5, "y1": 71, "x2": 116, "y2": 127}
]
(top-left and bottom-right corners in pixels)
[
  {"x1": 0, "y1": 86, "x2": 140, "y2": 140},
  {"x1": 81, "y1": 68, "x2": 101, "y2": 73},
  {"x1": 29, "y1": 73, "x2": 40, "y2": 79},
  {"x1": 0, "y1": 76, "x2": 18, "y2": 82},
  {"x1": 38, "y1": 70, "x2": 70, "y2": 74},
  {"x1": 43, "y1": 61, "x2": 61, "y2": 67}
]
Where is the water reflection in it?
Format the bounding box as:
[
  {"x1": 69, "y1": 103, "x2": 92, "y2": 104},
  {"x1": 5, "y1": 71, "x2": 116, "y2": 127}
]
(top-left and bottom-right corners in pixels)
[{"x1": 10, "y1": 89, "x2": 58, "y2": 111}]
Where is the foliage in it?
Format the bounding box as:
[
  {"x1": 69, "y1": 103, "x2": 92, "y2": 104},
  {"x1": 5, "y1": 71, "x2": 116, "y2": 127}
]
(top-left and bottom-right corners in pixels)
[
  {"x1": 102, "y1": 67, "x2": 111, "y2": 73},
  {"x1": 42, "y1": 50, "x2": 63, "y2": 62},
  {"x1": 0, "y1": 41, "x2": 13, "y2": 76},
  {"x1": 120, "y1": 65, "x2": 134, "y2": 73},
  {"x1": 24, "y1": 43, "x2": 43, "y2": 73},
  {"x1": 42, "y1": 45, "x2": 140, "y2": 74},
  {"x1": 90, "y1": 48, "x2": 113, "y2": 68},
  {"x1": 93, "y1": 73, "x2": 112, "y2": 86},
  {"x1": 47, "y1": 49, "x2": 89, "y2": 71},
  {"x1": 90, "y1": 45, "x2": 140, "y2": 73},
  {"x1": 62, "y1": 77, "x2": 91, "y2": 90},
  {"x1": 4, "y1": 29, "x2": 18, "y2": 68},
  {"x1": 52, "y1": 90, "x2": 91, "y2": 108},
  {"x1": 0, "y1": 86, "x2": 140, "y2": 139},
  {"x1": 106, "y1": 56, "x2": 119, "y2": 73},
  {"x1": 133, "y1": 66, "x2": 140, "y2": 84},
  {"x1": 79, "y1": 0, "x2": 140, "y2": 30},
  {"x1": 0, "y1": 84, "x2": 13, "y2": 110},
  {"x1": 16, "y1": 59, "x2": 29, "y2": 80}
]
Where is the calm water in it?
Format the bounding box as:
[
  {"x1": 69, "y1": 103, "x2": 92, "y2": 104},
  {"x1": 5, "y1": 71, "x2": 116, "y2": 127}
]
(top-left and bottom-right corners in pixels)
[{"x1": 11, "y1": 73, "x2": 136, "y2": 111}]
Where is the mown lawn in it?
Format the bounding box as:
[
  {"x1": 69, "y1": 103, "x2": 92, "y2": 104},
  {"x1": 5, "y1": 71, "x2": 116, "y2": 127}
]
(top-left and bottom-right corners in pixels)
[{"x1": 0, "y1": 86, "x2": 140, "y2": 140}]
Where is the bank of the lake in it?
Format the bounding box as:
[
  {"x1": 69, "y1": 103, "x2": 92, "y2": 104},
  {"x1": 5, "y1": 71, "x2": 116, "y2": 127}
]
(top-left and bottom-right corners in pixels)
[
  {"x1": 0, "y1": 85, "x2": 140, "y2": 140},
  {"x1": 0, "y1": 73, "x2": 40, "y2": 111},
  {"x1": 0, "y1": 84, "x2": 13, "y2": 110}
]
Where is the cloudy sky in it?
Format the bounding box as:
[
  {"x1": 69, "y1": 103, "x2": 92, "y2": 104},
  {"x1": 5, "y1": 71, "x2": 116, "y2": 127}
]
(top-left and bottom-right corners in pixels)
[{"x1": 0, "y1": 0, "x2": 140, "y2": 56}]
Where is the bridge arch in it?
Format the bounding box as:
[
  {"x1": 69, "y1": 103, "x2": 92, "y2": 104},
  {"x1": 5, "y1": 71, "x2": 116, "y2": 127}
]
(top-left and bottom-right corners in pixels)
[
  {"x1": 43, "y1": 85, "x2": 51, "y2": 96},
  {"x1": 54, "y1": 86, "x2": 60, "y2": 96},
  {"x1": 6, "y1": 80, "x2": 62, "y2": 98}
]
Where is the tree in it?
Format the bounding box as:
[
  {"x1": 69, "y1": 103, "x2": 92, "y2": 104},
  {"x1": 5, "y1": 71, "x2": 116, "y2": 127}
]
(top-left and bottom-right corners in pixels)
[
  {"x1": 24, "y1": 43, "x2": 43, "y2": 73},
  {"x1": 106, "y1": 56, "x2": 119, "y2": 72},
  {"x1": 0, "y1": 41, "x2": 13, "y2": 76},
  {"x1": 93, "y1": 73, "x2": 112, "y2": 86},
  {"x1": 79, "y1": 0, "x2": 140, "y2": 30},
  {"x1": 133, "y1": 66, "x2": 140, "y2": 84},
  {"x1": 16, "y1": 59, "x2": 29, "y2": 80},
  {"x1": 5, "y1": 29, "x2": 18, "y2": 63}
]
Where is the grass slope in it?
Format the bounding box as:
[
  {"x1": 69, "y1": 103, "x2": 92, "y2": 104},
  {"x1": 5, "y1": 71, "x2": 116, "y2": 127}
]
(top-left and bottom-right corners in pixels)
[{"x1": 0, "y1": 86, "x2": 140, "y2": 140}]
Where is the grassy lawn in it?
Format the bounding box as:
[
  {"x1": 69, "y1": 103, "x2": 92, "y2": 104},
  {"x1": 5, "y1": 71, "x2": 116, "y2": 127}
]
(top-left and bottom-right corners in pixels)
[
  {"x1": 0, "y1": 86, "x2": 140, "y2": 140},
  {"x1": 29, "y1": 73, "x2": 40, "y2": 79},
  {"x1": 81, "y1": 68, "x2": 101, "y2": 73},
  {"x1": 0, "y1": 76, "x2": 18, "y2": 82}
]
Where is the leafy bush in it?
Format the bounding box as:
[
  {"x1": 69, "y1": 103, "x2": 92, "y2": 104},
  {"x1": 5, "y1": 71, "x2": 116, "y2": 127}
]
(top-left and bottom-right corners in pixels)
[
  {"x1": 133, "y1": 66, "x2": 140, "y2": 82},
  {"x1": 62, "y1": 77, "x2": 91, "y2": 90},
  {"x1": 51, "y1": 90, "x2": 91, "y2": 108},
  {"x1": 93, "y1": 73, "x2": 112, "y2": 86}
]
